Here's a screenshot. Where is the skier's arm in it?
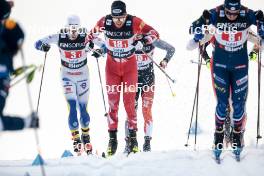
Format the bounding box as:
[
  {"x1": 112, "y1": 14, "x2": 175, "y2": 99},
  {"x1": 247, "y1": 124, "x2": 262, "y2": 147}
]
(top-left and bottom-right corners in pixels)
[
  {"x1": 3, "y1": 19, "x2": 24, "y2": 55},
  {"x1": 200, "y1": 41, "x2": 211, "y2": 67},
  {"x1": 251, "y1": 10, "x2": 264, "y2": 43},
  {"x1": 248, "y1": 29, "x2": 264, "y2": 51},
  {"x1": 186, "y1": 33, "x2": 213, "y2": 50},
  {"x1": 152, "y1": 39, "x2": 175, "y2": 63},
  {"x1": 189, "y1": 9, "x2": 216, "y2": 42},
  {"x1": 133, "y1": 16, "x2": 159, "y2": 44},
  {"x1": 86, "y1": 17, "x2": 107, "y2": 56},
  {"x1": 35, "y1": 34, "x2": 59, "y2": 52},
  {"x1": 86, "y1": 17, "x2": 105, "y2": 44}
]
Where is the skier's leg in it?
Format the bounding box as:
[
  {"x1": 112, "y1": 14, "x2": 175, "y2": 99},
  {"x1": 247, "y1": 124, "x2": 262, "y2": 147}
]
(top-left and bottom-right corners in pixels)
[
  {"x1": 77, "y1": 78, "x2": 90, "y2": 130},
  {"x1": 76, "y1": 70, "x2": 92, "y2": 154},
  {"x1": 142, "y1": 84, "x2": 154, "y2": 137},
  {"x1": 124, "y1": 78, "x2": 141, "y2": 153},
  {"x1": 62, "y1": 77, "x2": 78, "y2": 131},
  {"x1": 105, "y1": 58, "x2": 122, "y2": 131},
  {"x1": 212, "y1": 63, "x2": 230, "y2": 155},
  {"x1": 105, "y1": 57, "x2": 122, "y2": 155},
  {"x1": 230, "y1": 66, "x2": 248, "y2": 153},
  {"x1": 123, "y1": 58, "x2": 138, "y2": 131},
  {"x1": 61, "y1": 76, "x2": 81, "y2": 153},
  {"x1": 122, "y1": 57, "x2": 138, "y2": 153},
  {"x1": 141, "y1": 83, "x2": 154, "y2": 152}
]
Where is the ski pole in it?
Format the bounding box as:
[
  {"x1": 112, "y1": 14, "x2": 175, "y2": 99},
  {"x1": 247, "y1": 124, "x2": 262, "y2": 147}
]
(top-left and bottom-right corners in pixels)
[
  {"x1": 87, "y1": 47, "x2": 108, "y2": 116},
  {"x1": 185, "y1": 44, "x2": 204, "y2": 149},
  {"x1": 166, "y1": 76, "x2": 176, "y2": 97},
  {"x1": 95, "y1": 57, "x2": 108, "y2": 117},
  {"x1": 143, "y1": 51, "x2": 176, "y2": 84},
  {"x1": 194, "y1": 45, "x2": 203, "y2": 151},
  {"x1": 184, "y1": 87, "x2": 197, "y2": 147},
  {"x1": 256, "y1": 39, "x2": 262, "y2": 146},
  {"x1": 21, "y1": 49, "x2": 46, "y2": 176}
]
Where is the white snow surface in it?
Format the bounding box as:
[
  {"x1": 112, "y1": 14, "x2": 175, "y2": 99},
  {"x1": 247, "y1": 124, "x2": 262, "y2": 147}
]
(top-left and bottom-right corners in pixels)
[{"x1": 0, "y1": 0, "x2": 264, "y2": 175}]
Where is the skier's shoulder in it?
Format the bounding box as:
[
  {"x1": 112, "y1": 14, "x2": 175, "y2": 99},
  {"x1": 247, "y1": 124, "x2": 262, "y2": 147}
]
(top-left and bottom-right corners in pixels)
[
  {"x1": 4, "y1": 18, "x2": 17, "y2": 30},
  {"x1": 131, "y1": 15, "x2": 145, "y2": 30},
  {"x1": 2, "y1": 18, "x2": 24, "y2": 40},
  {"x1": 3, "y1": 18, "x2": 23, "y2": 34}
]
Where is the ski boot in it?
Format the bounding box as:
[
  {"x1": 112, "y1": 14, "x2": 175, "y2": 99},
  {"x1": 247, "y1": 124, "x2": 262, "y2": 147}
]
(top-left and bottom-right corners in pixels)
[
  {"x1": 231, "y1": 128, "x2": 244, "y2": 161},
  {"x1": 107, "y1": 130, "x2": 118, "y2": 156},
  {"x1": 81, "y1": 128, "x2": 92, "y2": 155},
  {"x1": 213, "y1": 127, "x2": 224, "y2": 163},
  {"x1": 143, "y1": 136, "x2": 152, "y2": 152},
  {"x1": 123, "y1": 137, "x2": 130, "y2": 154},
  {"x1": 71, "y1": 130, "x2": 83, "y2": 156},
  {"x1": 128, "y1": 130, "x2": 139, "y2": 154}
]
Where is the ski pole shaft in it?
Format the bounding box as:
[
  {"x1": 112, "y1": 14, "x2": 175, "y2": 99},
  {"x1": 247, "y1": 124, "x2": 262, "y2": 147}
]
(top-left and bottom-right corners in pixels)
[
  {"x1": 194, "y1": 50, "x2": 203, "y2": 150},
  {"x1": 21, "y1": 49, "x2": 46, "y2": 176},
  {"x1": 166, "y1": 76, "x2": 176, "y2": 97},
  {"x1": 20, "y1": 50, "x2": 34, "y2": 113},
  {"x1": 143, "y1": 51, "x2": 176, "y2": 84},
  {"x1": 95, "y1": 58, "x2": 108, "y2": 116},
  {"x1": 185, "y1": 88, "x2": 197, "y2": 147},
  {"x1": 36, "y1": 52, "x2": 47, "y2": 115},
  {"x1": 256, "y1": 39, "x2": 262, "y2": 146}
]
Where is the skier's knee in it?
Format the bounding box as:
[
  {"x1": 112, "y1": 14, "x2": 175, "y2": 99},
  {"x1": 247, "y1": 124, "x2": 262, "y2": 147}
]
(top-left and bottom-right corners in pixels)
[
  {"x1": 232, "y1": 102, "x2": 245, "y2": 128},
  {"x1": 215, "y1": 101, "x2": 228, "y2": 126}
]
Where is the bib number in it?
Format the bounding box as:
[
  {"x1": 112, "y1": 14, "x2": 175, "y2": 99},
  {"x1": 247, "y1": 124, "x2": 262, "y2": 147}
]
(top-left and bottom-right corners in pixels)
[
  {"x1": 109, "y1": 39, "x2": 128, "y2": 48},
  {"x1": 221, "y1": 32, "x2": 242, "y2": 42},
  {"x1": 65, "y1": 51, "x2": 82, "y2": 59}
]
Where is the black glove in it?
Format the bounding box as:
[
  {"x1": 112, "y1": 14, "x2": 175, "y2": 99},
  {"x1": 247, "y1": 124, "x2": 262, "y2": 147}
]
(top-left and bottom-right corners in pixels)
[
  {"x1": 87, "y1": 41, "x2": 94, "y2": 49},
  {"x1": 255, "y1": 10, "x2": 264, "y2": 21},
  {"x1": 159, "y1": 58, "x2": 168, "y2": 69},
  {"x1": 41, "y1": 43, "x2": 50, "y2": 52},
  {"x1": 92, "y1": 49, "x2": 103, "y2": 58}
]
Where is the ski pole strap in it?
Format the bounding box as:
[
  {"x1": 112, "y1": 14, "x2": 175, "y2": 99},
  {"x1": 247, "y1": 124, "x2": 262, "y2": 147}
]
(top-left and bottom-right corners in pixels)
[{"x1": 190, "y1": 59, "x2": 206, "y2": 66}]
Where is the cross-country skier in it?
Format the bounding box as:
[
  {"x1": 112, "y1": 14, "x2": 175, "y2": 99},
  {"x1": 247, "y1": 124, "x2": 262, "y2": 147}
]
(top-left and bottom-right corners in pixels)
[
  {"x1": 87, "y1": 0, "x2": 159, "y2": 156},
  {"x1": 0, "y1": 1, "x2": 39, "y2": 131},
  {"x1": 189, "y1": 0, "x2": 264, "y2": 161},
  {"x1": 123, "y1": 35, "x2": 175, "y2": 152},
  {"x1": 35, "y1": 15, "x2": 95, "y2": 155},
  {"x1": 188, "y1": 29, "x2": 263, "y2": 147}
]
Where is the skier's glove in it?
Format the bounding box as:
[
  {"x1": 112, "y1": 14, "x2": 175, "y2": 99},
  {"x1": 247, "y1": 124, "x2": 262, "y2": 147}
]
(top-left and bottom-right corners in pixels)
[
  {"x1": 92, "y1": 49, "x2": 103, "y2": 58},
  {"x1": 194, "y1": 33, "x2": 204, "y2": 42},
  {"x1": 42, "y1": 43, "x2": 50, "y2": 52},
  {"x1": 255, "y1": 10, "x2": 264, "y2": 39},
  {"x1": 85, "y1": 41, "x2": 94, "y2": 52},
  {"x1": 134, "y1": 41, "x2": 143, "y2": 50},
  {"x1": 160, "y1": 58, "x2": 168, "y2": 69},
  {"x1": 249, "y1": 50, "x2": 258, "y2": 61}
]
